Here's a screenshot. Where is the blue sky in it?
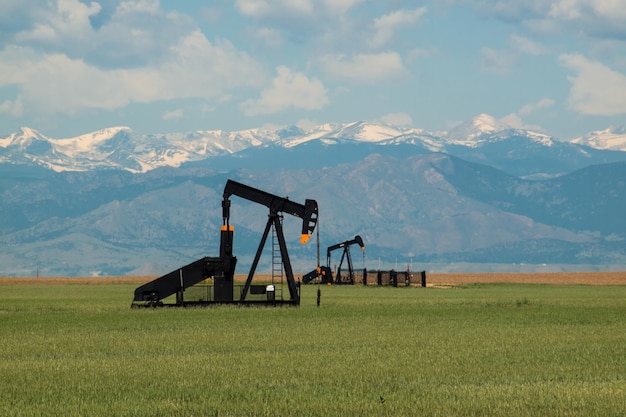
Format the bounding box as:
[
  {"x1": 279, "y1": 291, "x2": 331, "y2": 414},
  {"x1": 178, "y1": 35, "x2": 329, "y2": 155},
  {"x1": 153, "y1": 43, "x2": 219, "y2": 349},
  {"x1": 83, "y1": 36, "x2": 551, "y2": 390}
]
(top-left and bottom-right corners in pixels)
[{"x1": 1, "y1": 0, "x2": 626, "y2": 140}]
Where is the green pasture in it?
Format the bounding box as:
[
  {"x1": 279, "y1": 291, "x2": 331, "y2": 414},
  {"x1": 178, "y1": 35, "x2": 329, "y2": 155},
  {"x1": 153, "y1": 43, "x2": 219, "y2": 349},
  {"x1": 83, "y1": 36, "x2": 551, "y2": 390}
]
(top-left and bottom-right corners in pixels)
[{"x1": 1, "y1": 282, "x2": 625, "y2": 416}]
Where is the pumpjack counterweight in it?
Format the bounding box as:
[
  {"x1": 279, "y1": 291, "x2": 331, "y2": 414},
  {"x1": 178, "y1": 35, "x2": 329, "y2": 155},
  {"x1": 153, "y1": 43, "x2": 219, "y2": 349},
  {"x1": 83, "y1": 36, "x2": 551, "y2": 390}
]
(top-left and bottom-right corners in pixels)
[{"x1": 131, "y1": 179, "x2": 318, "y2": 307}]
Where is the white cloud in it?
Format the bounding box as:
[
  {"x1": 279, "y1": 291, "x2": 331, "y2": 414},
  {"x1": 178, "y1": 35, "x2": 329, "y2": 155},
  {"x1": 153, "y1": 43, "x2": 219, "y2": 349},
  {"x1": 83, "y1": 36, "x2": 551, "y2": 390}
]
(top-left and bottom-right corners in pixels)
[
  {"x1": 162, "y1": 109, "x2": 184, "y2": 120},
  {"x1": 254, "y1": 27, "x2": 284, "y2": 47},
  {"x1": 498, "y1": 98, "x2": 555, "y2": 132},
  {"x1": 235, "y1": 0, "x2": 273, "y2": 17},
  {"x1": 7, "y1": 0, "x2": 196, "y2": 70},
  {"x1": 548, "y1": 1, "x2": 582, "y2": 20},
  {"x1": 370, "y1": 8, "x2": 427, "y2": 49},
  {"x1": 235, "y1": 0, "x2": 365, "y2": 19},
  {"x1": 510, "y1": 34, "x2": 547, "y2": 55},
  {"x1": 320, "y1": 52, "x2": 408, "y2": 83},
  {"x1": 471, "y1": 1, "x2": 626, "y2": 39},
  {"x1": 14, "y1": 0, "x2": 101, "y2": 44},
  {"x1": 498, "y1": 113, "x2": 524, "y2": 129},
  {"x1": 116, "y1": 0, "x2": 161, "y2": 15},
  {"x1": 519, "y1": 98, "x2": 555, "y2": 115},
  {"x1": 0, "y1": 96, "x2": 23, "y2": 117},
  {"x1": 560, "y1": 53, "x2": 626, "y2": 115},
  {"x1": 498, "y1": 113, "x2": 547, "y2": 133},
  {"x1": 235, "y1": 0, "x2": 315, "y2": 18},
  {"x1": 296, "y1": 118, "x2": 320, "y2": 130},
  {"x1": 379, "y1": 112, "x2": 413, "y2": 127},
  {"x1": 240, "y1": 66, "x2": 329, "y2": 116},
  {"x1": 547, "y1": 0, "x2": 626, "y2": 22},
  {"x1": 0, "y1": 31, "x2": 267, "y2": 116},
  {"x1": 233, "y1": 0, "x2": 375, "y2": 54},
  {"x1": 321, "y1": 0, "x2": 367, "y2": 15},
  {"x1": 11, "y1": 0, "x2": 103, "y2": 61},
  {"x1": 480, "y1": 47, "x2": 515, "y2": 76},
  {"x1": 481, "y1": 34, "x2": 548, "y2": 75}
]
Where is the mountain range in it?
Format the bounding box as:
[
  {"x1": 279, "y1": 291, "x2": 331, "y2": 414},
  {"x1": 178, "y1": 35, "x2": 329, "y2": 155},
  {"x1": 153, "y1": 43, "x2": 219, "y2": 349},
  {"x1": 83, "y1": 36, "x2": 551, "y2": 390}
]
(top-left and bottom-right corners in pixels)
[{"x1": 1, "y1": 114, "x2": 625, "y2": 277}]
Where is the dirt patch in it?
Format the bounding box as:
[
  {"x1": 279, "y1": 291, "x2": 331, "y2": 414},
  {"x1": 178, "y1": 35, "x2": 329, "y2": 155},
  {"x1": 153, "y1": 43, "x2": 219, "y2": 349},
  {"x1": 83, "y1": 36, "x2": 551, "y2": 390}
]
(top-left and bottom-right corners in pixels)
[{"x1": 1, "y1": 271, "x2": 625, "y2": 286}]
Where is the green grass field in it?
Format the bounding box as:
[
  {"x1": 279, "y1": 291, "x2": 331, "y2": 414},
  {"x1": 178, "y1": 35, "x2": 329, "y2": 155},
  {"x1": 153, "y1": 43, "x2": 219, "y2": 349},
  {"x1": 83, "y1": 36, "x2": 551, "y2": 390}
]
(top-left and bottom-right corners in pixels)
[{"x1": 1, "y1": 281, "x2": 625, "y2": 416}]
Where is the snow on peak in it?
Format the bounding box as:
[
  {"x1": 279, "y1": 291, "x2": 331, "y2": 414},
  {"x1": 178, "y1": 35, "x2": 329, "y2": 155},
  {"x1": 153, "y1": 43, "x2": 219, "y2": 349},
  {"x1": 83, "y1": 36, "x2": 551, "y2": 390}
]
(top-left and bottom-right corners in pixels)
[
  {"x1": 0, "y1": 127, "x2": 47, "y2": 147},
  {"x1": 446, "y1": 114, "x2": 512, "y2": 143},
  {"x1": 331, "y1": 121, "x2": 405, "y2": 142},
  {"x1": 52, "y1": 126, "x2": 132, "y2": 153},
  {"x1": 19, "y1": 127, "x2": 45, "y2": 138},
  {"x1": 571, "y1": 126, "x2": 626, "y2": 151},
  {"x1": 2, "y1": 118, "x2": 625, "y2": 173}
]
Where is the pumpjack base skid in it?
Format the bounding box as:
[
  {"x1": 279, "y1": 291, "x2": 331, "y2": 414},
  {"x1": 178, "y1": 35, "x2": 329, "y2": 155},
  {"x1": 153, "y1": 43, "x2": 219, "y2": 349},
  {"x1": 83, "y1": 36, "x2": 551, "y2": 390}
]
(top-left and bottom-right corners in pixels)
[{"x1": 131, "y1": 299, "x2": 300, "y2": 308}]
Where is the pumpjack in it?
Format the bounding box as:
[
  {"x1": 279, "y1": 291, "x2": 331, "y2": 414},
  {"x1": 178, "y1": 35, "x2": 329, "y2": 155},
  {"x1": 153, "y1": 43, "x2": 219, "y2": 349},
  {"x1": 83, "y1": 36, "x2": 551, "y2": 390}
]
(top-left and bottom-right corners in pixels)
[
  {"x1": 131, "y1": 179, "x2": 318, "y2": 307},
  {"x1": 302, "y1": 235, "x2": 365, "y2": 285}
]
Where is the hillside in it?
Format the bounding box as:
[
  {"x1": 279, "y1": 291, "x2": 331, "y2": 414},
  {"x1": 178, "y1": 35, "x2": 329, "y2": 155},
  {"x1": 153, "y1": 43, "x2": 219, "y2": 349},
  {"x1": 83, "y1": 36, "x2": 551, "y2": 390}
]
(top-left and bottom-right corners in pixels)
[
  {"x1": 1, "y1": 153, "x2": 625, "y2": 276},
  {"x1": 2, "y1": 116, "x2": 626, "y2": 276}
]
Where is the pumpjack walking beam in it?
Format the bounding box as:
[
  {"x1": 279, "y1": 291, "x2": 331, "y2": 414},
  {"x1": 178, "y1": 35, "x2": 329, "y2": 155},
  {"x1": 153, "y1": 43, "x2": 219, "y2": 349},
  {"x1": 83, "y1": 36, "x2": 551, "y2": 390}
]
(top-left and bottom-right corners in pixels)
[{"x1": 222, "y1": 179, "x2": 318, "y2": 304}]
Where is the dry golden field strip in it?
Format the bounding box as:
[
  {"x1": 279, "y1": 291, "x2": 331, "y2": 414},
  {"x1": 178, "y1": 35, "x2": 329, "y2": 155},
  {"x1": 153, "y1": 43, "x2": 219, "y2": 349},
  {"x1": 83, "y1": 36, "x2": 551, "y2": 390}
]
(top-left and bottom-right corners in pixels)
[
  {"x1": 1, "y1": 271, "x2": 626, "y2": 285},
  {"x1": 425, "y1": 271, "x2": 626, "y2": 286}
]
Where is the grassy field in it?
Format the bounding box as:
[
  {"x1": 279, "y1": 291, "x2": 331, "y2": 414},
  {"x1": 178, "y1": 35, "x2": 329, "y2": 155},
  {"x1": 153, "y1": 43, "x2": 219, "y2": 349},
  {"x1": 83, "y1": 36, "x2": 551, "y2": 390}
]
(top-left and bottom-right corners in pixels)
[{"x1": 1, "y1": 275, "x2": 625, "y2": 416}]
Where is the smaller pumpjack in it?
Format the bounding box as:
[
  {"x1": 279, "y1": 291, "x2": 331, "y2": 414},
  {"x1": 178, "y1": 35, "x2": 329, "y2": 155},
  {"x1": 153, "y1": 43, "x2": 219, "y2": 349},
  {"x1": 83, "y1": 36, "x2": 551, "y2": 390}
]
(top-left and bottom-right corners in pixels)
[
  {"x1": 302, "y1": 235, "x2": 365, "y2": 285},
  {"x1": 131, "y1": 179, "x2": 318, "y2": 307}
]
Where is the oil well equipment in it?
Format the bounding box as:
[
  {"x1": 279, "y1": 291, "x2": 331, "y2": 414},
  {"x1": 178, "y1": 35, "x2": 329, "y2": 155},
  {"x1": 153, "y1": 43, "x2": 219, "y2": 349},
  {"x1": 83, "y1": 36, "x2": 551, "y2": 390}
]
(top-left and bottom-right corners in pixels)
[
  {"x1": 131, "y1": 179, "x2": 318, "y2": 307},
  {"x1": 302, "y1": 235, "x2": 365, "y2": 285}
]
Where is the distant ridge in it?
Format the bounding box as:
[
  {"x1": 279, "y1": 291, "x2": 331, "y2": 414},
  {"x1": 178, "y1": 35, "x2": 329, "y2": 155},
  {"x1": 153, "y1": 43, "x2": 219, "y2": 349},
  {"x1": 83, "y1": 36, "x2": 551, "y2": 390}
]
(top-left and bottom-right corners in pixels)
[{"x1": 2, "y1": 114, "x2": 626, "y2": 173}]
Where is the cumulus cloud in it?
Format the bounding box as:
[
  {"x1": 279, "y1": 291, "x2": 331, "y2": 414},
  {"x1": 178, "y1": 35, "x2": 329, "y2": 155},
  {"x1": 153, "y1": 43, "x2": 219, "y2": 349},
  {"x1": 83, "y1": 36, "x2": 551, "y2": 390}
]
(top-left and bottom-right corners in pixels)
[
  {"x1": 6, "y1": 0, "x2": 196, "y2": 69},
  {"x1": 560, "y1": 53, "x2": 626, "y2": 115},
  {"x1": 240, "y1": 66, "x2": 329, "y2": 115},
  {"x1": 235, "y1": 0, "x2": 277, "y2": 17},
  {"x1": 379, "y1": 112, "x2": 413, "y2": 127},
  {"x1": 233, "y1": 0, "x2": 367, "y2": 51},
  {"x1": 321, "y1": 0, "x2": 367, "y2": 15},
  {"x1": 234, "y1": 0, "x2": 404, "y2": 54},
  {"x1": 14, "y1": 0, "x2": 102, "y2": 45},
  {"x1": 296, "y1": 118, "x2": 320, "y2": 130},
  {"x1": 0, "y1": 30, "x2": 267, "y2": 116},
  {"x1": 519, "y1": 98, "x2": 555, "y2": 116},
  {"x1": 0, "y1": 96, "x2": 23, "y2": 117},
  {"x1": 370, "y1": 8, "x2": 427, "y2": 49},
  {"x1": 481, "y1": 34, "x2": 548, "y2": 75},
  {"x1": 494, "y1": 98, "x2": 555, "y2": 132},
  {"x1": 235, "y1": 0, "x2": 365, "y2": 19},
  {"x1": 320, "y1": 52, "x2": 408, "y2": 83},
  {"x1": 162, "y1": 109, "x2": 184, "y2": 120},
  {"x1": 480, "y1": 47, "x2": 516, "y2": 76},
  {"x1": 510, "y1": 34, "x2": 548, "y2": 55},
  {"x1": 254, "y1": 27, "x2": 284, "y2": 47},
  {"x1": 470, "y1": 0, "x2": 626, "y2": 39}
]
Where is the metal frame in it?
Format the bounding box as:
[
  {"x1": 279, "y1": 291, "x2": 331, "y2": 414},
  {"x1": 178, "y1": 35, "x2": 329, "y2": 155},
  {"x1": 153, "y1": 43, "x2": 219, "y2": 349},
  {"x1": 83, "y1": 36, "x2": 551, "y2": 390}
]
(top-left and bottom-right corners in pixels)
[{"x1": 131, "y1": 179, "x2": 318, "y2": 307}]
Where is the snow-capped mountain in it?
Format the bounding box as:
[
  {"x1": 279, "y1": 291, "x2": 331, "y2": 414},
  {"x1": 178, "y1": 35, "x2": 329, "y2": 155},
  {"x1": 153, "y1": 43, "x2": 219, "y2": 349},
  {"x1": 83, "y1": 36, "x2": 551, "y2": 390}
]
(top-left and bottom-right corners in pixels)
[
  {"x1": 1, "y1": 114, "x2": 625, "y2": 174},
  {"x1": 0, "y1": 126, "x2": 283, "y2": 172},
  {"x1": 3, "y1": 114, "x2": 626, "y2": 276},
  {"x1": 445, "y1": 113, "x2": 511, "y2": 143},
  {"x1": 0, "y1": 122, "x2": 429, "y2": 172},
  {"x1": 571, "y1": 126, "x2": 626, "y2": 151},
  {"x1": 443, "y1": 113, "x2": 556, "y2": 148}
]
